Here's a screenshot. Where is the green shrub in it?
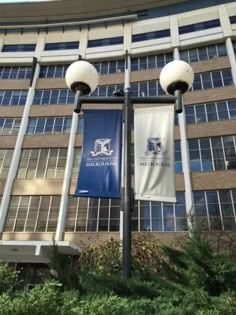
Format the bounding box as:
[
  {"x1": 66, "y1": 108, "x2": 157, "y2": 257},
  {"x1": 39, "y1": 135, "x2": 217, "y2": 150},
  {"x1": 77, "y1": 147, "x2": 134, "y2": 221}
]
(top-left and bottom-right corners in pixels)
[
  {"x1": 0, "y1": 263, "x2": 19, "y2": 294},
  {"x1": 76, "y1": 294, "x2": 158, "y2": 315}
]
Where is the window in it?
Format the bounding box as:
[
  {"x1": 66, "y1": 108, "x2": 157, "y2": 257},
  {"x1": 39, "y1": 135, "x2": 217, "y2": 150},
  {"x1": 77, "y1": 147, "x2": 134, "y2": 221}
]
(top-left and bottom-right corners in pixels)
[
  {"x1": 175, "y1": 141, "x2": 182, "y2": 173},
  {"x1": 188, "y1": 135, "x2": 236, "y2": 172},
  {"x1": 179, "y1": 19, "x2": 220, "y2": 35},
  {"x1": 39, "y1": 65, "x2": 69, "y2": 78},
  {"x1": 230, "y1": 16, "x2": 236, "y2": 24},
  {"x1": 185, "y1": 100, "x2": 236, "y2": 124},
  {"x1": 27, "y1": 117, "x2": 72, "y2": 135},
  {"x1": 193, "y1": 189, "x2": 236, "y2": 231},
  {"x1": 17, "y1": 148, "x2": 68, "y2": 179},
  {"x1": 0, "y1": 118, "x2": 21, "y2": 135},
  {"x1": 233, "y1": 41, "x2": 236, "y2": 54},
  {"x1": 77, "y1": 117, "x2": 84, "y2": 134},
  {"x1": 0, "y1": 90, "x2": 28, "y2": 106},
  {"x1": 92, "y1": 59, "x2": 125, "y2": 75},
  {"x1": 132, "y1": 192, "x2": 187, "y2": 232},
  {"x1": 180, "y1": 43, "x2": 227, "y2": 63},
  {"x1": 131, "y1": 80, "x2": 165, "y2": 97},
  {"x1": 44, "y1": 42, "x2": 79, "y2": 51},
  {"x1": 131, "y1": 52, "x2": 173, "y2": 71},
  {"x1": 33, "y1": 89, "x2": 74, "y2": 105},
  {"x1": 191, "y1": 69, "x2": 233, "y2": 91},
  {"x1": 0, "y1": 66, "x2": 32, "y2": 79},
  {"x1": 2, "y1": 44, "x2": 36, "y2": 52},
  {"x1": 91, "y1": 84, "x2": 124, "y2": 97},
  {"x1": 65, "y1": 197, "x2": 120, "y2": 232},
  {"x1": 71, "y1": 148, "x2": 82, "y2": 178},
  {"x1": 4, "y1": 196, "x2": 61, "y2": 232},
  {"x1": 0, "y1": 149, "x2": 14, "y2": 179},
  {"x1": 132, "y1": 29, "x2": 170, "y2": 42},
  {"x1": 88, "y1": 37, "x2": 123, "y2": 48}
]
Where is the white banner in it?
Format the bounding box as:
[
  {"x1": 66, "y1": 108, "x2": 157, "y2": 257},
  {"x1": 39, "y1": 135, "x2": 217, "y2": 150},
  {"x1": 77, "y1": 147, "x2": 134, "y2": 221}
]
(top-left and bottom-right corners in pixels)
[{"x1": 134, "y1": 106, "x2": 176, "y2": 203}]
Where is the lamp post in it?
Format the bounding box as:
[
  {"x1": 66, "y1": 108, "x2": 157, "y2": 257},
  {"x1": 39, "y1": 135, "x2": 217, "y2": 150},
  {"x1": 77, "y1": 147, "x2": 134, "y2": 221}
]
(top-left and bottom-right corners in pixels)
[{"x1": 65, "y1": 58, "x2": 194, "y2": 279}]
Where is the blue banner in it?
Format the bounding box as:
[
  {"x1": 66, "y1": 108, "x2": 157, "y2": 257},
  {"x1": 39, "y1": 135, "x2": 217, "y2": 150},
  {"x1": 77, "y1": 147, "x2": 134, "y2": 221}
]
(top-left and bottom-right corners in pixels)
[{"x1": 75, "y1": 110, "x2": 122, "y2": 198}]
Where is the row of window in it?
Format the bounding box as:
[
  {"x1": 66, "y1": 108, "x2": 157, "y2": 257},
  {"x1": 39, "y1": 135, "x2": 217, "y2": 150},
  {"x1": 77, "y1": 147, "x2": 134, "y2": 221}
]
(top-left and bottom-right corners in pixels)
[
  {"x1": 90, "y1": 69, "x2": 232, "y2": 98},
  {"x1": 0, "y1": 43, "x2": 228, "y2": 80},
  {"x1": 27, "y1": 117, "x2": 72, "y2": 135},
  {"x1": 0, "y1": 135, "x2": 233, "y2": 181},
  {"x1": 184, "y1": 100, "x2": 236, "y2": 124},
  {"x1": 0, "y1": 66, "x2": 32, "y2": 79},
  {"x1": 27, "y1": 116, "x2": 84, "y2": 135},
  {"x1": 4, "y1": 189, "x2": 235, "y2": 233},
  {"x1": 4, "y1": 195, "x2": 61, "y2": 232},
  {"x1": 23, "y1": 98, "x2": 236, "y2": 137},
  {"x1": 0, "y1": 90, "x2": 27, "y2": 106},
  {"x1": 33, "y1": 89, "x2": 74, "y2": 105},
  {"x1": 191, "y1": 69, "x2": 232, "y2": 91},
  {"x1": 16, "y1": 148, "x2": 81, "y2": 180},
  {"x1": 39, "y1": 65, "x2": 68, "y2": 78},
  {"x1": 179, "y1": 19, "x2": 221, "y2": 35},
  {"x1": 132, "y1": 29, "x2": 170, "y2": 42},
  {"x1": 17, "y1": 148, "x2": 80, "y2": 179},
  {"x1": 38, "y1": 53, "x2": 173, "y2": 78},
  {"x1": 131, "y1": 53, "x2": 173, "y2": 71},
  {"x1": 0, "y1": 102, "x2": 234, "y2": 137},
  {"x1": 180, "y1": 43, "x2": 227, "y2": 63},
  {"x1": 0, "y1": 69, "x2": 232, "y2": 106},
  {"x1": 0, "y1": 98, "x2": 234, "y2": 137},
  {"x1": 1, "y1": 38, "x2": 123, "y2": 52}
]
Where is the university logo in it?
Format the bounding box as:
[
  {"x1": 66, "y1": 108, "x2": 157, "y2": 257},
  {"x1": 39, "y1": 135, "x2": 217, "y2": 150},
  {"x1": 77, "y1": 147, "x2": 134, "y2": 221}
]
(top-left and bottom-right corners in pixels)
[
  {"x1": 91, "y1": 138, "x2": 113, "y2": 157},
  {"x1": 145, "y1": 137, "x2": 166, "y2": 155}
]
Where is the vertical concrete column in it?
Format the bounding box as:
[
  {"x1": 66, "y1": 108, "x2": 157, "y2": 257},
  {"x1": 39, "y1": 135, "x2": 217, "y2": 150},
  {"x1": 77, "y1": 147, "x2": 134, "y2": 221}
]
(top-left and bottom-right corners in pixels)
[
  {"x1": 170, "y1": 15, "x2": 180, "y2": 48},
  {"x1": 56, "y1": 111, "x2": 78, "y2": 241},
  {"x1": 174, "y1": 48, "x2": 194, "y2": 228},
  {"x1": 226, "y1": 38, "x2": 236, "y2": 86},
  {"x1": 0, "y1": 60, "x2": 40, "y2": 232},
  {"x1": 218, "y1": 4, "x2": 232, "y2": 38},
  {"x1": 35, "y1": 32, "x2": 46, "y2": 59},
  {"x1": 79, "y1": 28, "x2": 89, "y2": 58},
  {"x1": 218, "y1": 5, "x2": 236, "y2": 85},
  {"x1": 123, "y1": 22, "x2": 132, "y2": 54}
]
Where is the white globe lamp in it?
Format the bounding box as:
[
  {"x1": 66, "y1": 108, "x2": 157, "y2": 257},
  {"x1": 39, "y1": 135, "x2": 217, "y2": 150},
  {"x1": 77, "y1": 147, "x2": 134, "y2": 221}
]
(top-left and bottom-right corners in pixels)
[
  {"x1": 160, "y1": 60, "x2": 194, "y2": 95},
  {"x1": 65, "y1": 60, "x2": 99, "y2": 95}
]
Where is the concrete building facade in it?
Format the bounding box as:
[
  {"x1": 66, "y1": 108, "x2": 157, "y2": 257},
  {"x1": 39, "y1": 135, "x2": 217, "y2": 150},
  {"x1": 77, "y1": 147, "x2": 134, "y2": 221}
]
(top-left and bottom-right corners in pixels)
[{"x1": 0, "y1": 0, "x2": 235, "y2": 264}]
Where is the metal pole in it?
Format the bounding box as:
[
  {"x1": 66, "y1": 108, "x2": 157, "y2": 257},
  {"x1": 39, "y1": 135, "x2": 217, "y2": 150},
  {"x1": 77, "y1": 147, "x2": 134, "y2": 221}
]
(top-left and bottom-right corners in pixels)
[{"x1": 122, "y1": 88, "x2": 132, "y2": 279}]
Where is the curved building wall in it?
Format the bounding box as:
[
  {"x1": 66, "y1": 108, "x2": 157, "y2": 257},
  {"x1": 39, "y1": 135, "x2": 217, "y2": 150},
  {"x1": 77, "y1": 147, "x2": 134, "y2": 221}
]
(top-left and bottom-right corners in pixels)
[{"x1": 0, "y1": 0, "x2": 235, "y2": 260}]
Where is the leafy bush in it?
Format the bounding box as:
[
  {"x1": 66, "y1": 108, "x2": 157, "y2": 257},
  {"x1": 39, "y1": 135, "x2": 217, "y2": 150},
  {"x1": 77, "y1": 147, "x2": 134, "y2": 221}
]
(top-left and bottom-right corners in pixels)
[
  {"x1": 0, "y1": 263, "x2": 20, "y2": 294},
  {"x1": 78, "y1": 238, "x2": 121, "y2": 274}
]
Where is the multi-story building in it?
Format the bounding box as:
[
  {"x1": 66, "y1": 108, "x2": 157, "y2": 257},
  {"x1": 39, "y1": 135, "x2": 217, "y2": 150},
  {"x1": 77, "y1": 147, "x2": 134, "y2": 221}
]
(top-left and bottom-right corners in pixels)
[{"x1": 0, "y1": 0, "x2": 235, "y2": 267}]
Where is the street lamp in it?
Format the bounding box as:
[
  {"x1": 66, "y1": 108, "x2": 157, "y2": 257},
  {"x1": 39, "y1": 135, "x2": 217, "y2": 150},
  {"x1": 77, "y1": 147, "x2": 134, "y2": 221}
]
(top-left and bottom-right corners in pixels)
[{"x1": 65, "y1": 58, "x2": 194, "y2": 279}]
